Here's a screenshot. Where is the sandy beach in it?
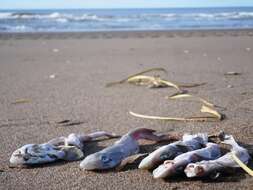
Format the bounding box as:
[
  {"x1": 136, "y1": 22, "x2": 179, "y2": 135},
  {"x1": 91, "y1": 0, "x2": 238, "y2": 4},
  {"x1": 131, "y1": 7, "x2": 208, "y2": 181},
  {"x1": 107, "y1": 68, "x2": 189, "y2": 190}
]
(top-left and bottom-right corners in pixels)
[{"x1": 0, "y1": 30, "x2": 253, "y2": 190}]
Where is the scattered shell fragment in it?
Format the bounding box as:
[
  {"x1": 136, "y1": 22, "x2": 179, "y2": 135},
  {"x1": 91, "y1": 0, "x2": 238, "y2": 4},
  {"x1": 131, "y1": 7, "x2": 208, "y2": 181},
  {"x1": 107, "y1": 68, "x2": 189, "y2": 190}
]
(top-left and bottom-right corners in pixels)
[
  {"x1": 183, "y1": 50, "x2": 189, "y2": 54},
  {"x1": 49, "y1": 74, "x2": 56, "y2": 79},
  {"x1": 217, "y1": 57, "x2": 222, "y2": 62},
  {"x1": 53, "y1": 48, "x2": 59, "y2": 53},
  {"x1": 245, "y1": 47, "x2": 251, "y2": 52}
]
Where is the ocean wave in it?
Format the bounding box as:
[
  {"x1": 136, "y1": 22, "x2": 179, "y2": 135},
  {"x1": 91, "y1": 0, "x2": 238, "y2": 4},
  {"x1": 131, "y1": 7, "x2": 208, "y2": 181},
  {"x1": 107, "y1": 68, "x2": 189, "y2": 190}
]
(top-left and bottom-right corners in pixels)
[
  {"x1": 140, "y1": 12, "x2": 253, "y2": 20},
  {"x1": 1, "y1": 11, "x2": 253, "y2": 22},
  {"x1": 0, "y1": 12, "x2": 108, "y2": 22}
]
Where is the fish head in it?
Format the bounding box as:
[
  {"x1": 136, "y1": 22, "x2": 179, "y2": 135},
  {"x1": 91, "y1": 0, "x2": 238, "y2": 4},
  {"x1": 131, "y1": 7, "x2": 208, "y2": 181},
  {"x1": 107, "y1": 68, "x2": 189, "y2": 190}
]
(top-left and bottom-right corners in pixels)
[
  {"x1": 139, "y1": 146, "x2": 173, "y2": 170},
  {"x1": 184, "y1": 163, "x2": 221, "y2": 179},
  {"x1": 153, "y1": 160, "x2": 179, "y2": 179},
  {"x1": 184, "y1": 163, "x2": 205, "y2": 177},
  {"x1": 10, "y1": 144, "x2": 64, "y2": 165},
  {"x1": 80, "y1": 151, "x2": 124, "y2": 170}
]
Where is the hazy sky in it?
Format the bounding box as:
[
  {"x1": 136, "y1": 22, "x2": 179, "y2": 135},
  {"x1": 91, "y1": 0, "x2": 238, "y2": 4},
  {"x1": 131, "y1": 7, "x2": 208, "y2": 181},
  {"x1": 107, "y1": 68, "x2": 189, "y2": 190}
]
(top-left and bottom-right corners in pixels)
[{"x1": 1, "y1": 0, "x2": 253, "y2": 9}]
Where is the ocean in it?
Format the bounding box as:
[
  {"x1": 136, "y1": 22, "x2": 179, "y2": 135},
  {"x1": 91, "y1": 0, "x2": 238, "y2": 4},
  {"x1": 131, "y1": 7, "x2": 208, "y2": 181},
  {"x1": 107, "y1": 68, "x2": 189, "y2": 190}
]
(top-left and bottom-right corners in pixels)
[{"x1": 0, "y1": 7, "x2": 253, "y2": 32}]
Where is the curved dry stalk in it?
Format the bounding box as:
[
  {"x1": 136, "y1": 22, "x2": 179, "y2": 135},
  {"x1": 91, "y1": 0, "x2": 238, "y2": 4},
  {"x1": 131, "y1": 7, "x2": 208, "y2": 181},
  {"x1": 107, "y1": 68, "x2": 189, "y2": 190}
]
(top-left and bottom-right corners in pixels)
[
  {"x1": 129, "y1": 107, "x2": 222, "y2": 122},
  {"x1": 231, "y1": 152, "x2": 253, "y2": 177},
  {"x1": 169, "y1": 94, "x2": 215, "y2": 107},
  {"x1": 200, "y1": 105, "x2": 223, "y2": 120},
  {"x1": 106, "y1": 67, "x2": 167, "y2": 87},
  {"x1": 127, "y1": 75, "x2": 181, "y2": 91}
]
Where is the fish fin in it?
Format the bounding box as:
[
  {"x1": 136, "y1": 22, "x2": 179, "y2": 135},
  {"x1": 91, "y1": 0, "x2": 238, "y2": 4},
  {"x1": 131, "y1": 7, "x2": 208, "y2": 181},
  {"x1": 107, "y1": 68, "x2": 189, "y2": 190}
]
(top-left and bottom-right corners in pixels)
[
  {"x1": 116, "y1": 153, "x2": 148, "y2": 171},
  {"x1": 60, "y1": 146, "x2": 84, "y2": 161},
  {"x1": 47, "y1": 137, "x2": 66, "y2": 146}
]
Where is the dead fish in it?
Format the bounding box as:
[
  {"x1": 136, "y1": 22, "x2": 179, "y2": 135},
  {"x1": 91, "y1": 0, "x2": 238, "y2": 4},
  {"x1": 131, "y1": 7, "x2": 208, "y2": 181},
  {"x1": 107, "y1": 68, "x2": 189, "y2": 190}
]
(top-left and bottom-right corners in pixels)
[
  {"x1": 10, "y1": 131, "x2": 117, "y2": 166},
  {"x1": 184, "y1": 134, "x2": 250, "y2": 179},
  {"x1": 139, "y1": 133, "x2": 208, "y2": 170},
  {"x1": 80, "y1": 128, "x2": 171, "y2": 170},
  {"x1": 153, "y1": 142, "x2": 221, "y2": 179}
]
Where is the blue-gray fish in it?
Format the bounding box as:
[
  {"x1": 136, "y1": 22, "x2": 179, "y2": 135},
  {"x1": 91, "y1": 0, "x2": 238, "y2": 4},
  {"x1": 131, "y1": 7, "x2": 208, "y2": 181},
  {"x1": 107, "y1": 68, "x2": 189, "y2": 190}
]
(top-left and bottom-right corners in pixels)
[
  {"x1": 139, "y1": 133, "x2": 208, "y2": 170},
  {"x1": 80, "y1": 128, "x2": 171, "y2": 170},
  {"x1": 153, "y1": 142, "x2": 221, "y2": 179},
  {"x1": 9, "y1": 131, "x2": 117, "y2": 166},
  {"x1": 184, "y1": 134, "x2": 250, "y2": 178}
]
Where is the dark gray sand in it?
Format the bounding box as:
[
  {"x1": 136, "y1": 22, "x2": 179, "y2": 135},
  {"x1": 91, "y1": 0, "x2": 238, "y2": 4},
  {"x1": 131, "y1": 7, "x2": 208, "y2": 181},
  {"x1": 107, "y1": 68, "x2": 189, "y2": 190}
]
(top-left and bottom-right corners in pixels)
[{"x1": 0, "y1": 30, "x2": 253, "y2": 190}]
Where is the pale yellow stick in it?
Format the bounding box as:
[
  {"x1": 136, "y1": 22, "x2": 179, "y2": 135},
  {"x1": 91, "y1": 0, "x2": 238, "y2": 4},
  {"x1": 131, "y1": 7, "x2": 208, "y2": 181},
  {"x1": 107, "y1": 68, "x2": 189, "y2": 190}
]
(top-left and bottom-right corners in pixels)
[
  {"x1": 129, "y1": 111, "x2": 220, "y2": 122},
  {"x1": 169, "y1": 94, "x2": 215, "y2": 107},
  {"x1": 231, "y1": 152, "x2": 253, "y2": 177}
]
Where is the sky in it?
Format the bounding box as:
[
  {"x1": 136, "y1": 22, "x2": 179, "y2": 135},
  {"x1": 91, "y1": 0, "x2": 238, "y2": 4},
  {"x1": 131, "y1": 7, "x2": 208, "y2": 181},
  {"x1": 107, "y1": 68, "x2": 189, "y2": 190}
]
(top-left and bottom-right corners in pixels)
[{"x1": 1, "y1": 0, "x2": 253, "y2": 9}]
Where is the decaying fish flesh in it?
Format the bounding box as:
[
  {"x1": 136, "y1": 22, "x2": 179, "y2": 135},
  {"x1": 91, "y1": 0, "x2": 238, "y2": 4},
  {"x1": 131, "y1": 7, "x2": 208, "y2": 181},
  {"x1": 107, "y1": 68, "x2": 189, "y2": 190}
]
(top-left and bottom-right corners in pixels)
[
  {"x1": 139, "y1": 133, "x2": 208, "y2": 170},
  {"x1": 10, "y1": 131, "x2": 117, "y2": 166},
  {"x1": 153, "y1": 142, "x2": 221, "y2": 179},
  {"x1": 184, "y1": 134, "x2": 251, "y2": 178},
  {"x1": 80, "y1": 128, "x2": 173, "y2": 170}
]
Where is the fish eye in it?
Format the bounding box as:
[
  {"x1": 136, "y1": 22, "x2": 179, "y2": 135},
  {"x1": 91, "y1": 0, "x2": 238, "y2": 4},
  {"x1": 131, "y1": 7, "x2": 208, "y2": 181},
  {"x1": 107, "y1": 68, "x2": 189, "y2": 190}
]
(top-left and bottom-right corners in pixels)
[
  {"x1": 101, "y1": 155, "x2": 111, "y2": 163},
  {"x1": 160, "y1": 154, "x2": 169, "y2": 160}
]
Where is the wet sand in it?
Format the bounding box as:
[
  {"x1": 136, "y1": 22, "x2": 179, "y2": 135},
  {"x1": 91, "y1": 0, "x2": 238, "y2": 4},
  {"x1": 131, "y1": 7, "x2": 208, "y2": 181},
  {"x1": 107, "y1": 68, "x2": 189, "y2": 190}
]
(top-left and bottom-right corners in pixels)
[{"x1": 0, "y1": 30, "x2": 253, "y2": 190}]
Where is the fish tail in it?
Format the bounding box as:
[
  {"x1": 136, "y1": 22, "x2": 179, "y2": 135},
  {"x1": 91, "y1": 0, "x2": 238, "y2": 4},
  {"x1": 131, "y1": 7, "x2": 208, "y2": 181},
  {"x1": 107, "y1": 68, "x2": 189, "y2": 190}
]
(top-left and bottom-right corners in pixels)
[{"x1": 129, "y1": 128, "x2": 174, "y2": 142}]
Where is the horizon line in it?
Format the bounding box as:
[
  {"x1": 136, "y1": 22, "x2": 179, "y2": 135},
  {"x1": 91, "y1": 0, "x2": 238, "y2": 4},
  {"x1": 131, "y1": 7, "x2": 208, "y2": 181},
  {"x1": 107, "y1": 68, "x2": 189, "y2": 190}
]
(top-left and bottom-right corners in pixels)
[{"x1": 1, "y1": 6, "x2": 253, "y2": 11}]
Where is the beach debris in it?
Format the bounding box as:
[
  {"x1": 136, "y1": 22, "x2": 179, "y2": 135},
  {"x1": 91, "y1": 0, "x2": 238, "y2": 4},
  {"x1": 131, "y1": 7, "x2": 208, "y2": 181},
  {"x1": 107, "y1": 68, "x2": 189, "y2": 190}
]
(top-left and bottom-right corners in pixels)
[
  {"x1": 52, "y1": 48, "x2": 59, "y2": 53},
  {"x1": 106, "y1": 68, "x2": 204, "y2": 93},
  {"x1": 184, "y1": 134, "x2": 251, "y2": 178},
  {"x1": 80, "y1": 128, "x2": 175, "y2": 170},
  {"x1": 106, "y1": 67, "x2": 168, "y2": 87},
  {"x1": 227, "y1": 85, "x2": 233, "y2": 88},
  {"x1": 11, "y1": 99, "x2": 31, "y2": 105},
  {"x1": 153, "y1": 143, "x2": 221, "y2": 179},
  {"x1": 130, "y1": 104, "x2": 223, "y2": 122},
  {"x1": 56, "y1": 120, "x2": 85, "y2": 127},
  {"x1": 139, "y1": 133, "x2": 208, "y2": 170},
  {"x1": 49, "y1": 74, "x2": 56, "y2": 79},
  {"x1": 168, "y1": 93, "x2": 215, "y2": 107},
  {"x1": 245, "y1": 47, "x2": 251, "y2": 52},
  {"x1": 183, "y1": 50, "x2": 189, "y2": 54},
  {"x1": 231, "y1": 153, "x2": 253, "y2": 177},
  {"x1": 224, "y1": 71, "x2": 241, "y2": 76},
  {"x1": 217, "y1": 57, "x2": 222, "y2": 62},
  {"x1": 9, "y1": 131, "x2": 118, "y2": 166}
]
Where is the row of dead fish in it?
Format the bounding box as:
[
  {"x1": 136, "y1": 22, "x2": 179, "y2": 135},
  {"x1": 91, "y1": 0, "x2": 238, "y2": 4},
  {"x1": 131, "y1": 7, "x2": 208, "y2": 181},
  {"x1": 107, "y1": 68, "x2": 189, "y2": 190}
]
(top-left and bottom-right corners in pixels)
[{"x1": 10, "y1": 128, "x2": 252, "y2": 179}]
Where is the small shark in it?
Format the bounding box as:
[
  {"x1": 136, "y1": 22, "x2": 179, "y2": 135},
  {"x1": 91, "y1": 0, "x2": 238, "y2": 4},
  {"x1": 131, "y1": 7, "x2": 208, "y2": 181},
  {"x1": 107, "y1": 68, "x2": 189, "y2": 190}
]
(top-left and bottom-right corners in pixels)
[
  {"x1": 139, "y1": 133, "x2": 208, "y2": 170},
  {"x1": 10, "y1": 131, "x2": 117, "y2": 166},
  {"x1": 184, "y1": 134, "x2": 251, "y2": 179},
  {"x1": 80, "y1": 128, "x2": 172, "y2": 170},
  {"x1": 153, "y1": 142, "x2": 221, "y2": 179}
]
